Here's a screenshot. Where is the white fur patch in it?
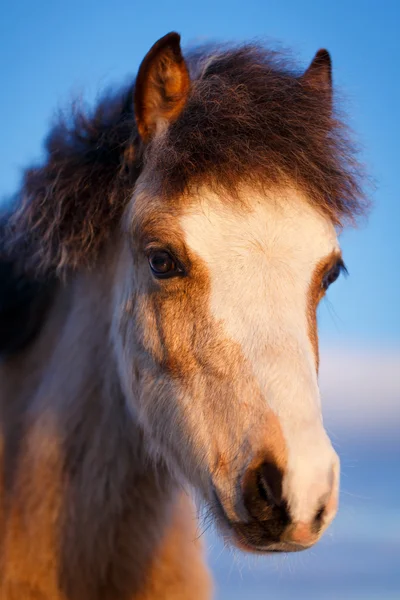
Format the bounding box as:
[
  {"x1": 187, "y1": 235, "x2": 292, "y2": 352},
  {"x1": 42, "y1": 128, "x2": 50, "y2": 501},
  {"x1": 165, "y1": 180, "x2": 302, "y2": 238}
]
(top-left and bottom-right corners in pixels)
[{"x1": 181, "y1": 188, "x2": 340, "y2": 523}]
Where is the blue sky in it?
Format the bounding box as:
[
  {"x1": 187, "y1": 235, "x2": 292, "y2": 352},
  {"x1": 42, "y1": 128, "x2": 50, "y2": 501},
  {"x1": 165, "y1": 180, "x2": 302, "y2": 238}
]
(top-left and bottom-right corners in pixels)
[{"x1": 1, "y1": 2, "x2": 399, "y2": 599}]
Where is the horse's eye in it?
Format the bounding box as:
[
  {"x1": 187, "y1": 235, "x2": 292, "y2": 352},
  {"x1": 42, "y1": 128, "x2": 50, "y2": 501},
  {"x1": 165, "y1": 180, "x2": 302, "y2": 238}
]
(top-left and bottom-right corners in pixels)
[
  {"x1": 148, "y1": 250, "x2": 181, "y2": 279},
  {"x1": 322, "y1": 259, "x2": 347, "y2": 291}
]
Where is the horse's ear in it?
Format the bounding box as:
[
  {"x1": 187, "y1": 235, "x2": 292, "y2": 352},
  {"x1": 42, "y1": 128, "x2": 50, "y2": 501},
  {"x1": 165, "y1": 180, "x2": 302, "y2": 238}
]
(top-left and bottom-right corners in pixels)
[
  {"x1": 134, "y1": 32, "x2": 190, "y2": 142},
  {"x1": 302, "y1": 49, "x2": 332, "y2": 103}
]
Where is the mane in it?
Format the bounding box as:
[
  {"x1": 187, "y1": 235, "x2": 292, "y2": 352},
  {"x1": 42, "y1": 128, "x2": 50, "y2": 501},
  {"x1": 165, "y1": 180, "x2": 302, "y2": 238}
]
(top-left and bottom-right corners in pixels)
[{"x1": 5, "y1": 42, "x2": 368, "y2": 276}]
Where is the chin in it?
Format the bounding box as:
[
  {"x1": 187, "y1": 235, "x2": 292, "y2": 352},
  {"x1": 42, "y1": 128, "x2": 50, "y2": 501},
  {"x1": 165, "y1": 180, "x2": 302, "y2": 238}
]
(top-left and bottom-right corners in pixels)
[{"x1": 214, "y1": 513, "x2": 312, "y2": 555}]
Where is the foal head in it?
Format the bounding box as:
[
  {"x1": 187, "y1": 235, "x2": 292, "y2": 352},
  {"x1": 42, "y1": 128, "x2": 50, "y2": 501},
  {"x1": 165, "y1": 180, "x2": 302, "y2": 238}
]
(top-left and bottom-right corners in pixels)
[
  {"x1": 112, "y1": 34, "x2": 364, "y2": 552},
  {"x1": 9, "y1": 32, "x2": 365, "y2": 554}
]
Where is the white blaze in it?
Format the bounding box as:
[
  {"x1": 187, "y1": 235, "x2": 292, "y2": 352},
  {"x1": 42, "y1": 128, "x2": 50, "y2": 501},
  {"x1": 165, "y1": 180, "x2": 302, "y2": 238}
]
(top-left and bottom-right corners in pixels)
[{"x1": 181, "y1": 188, "x2": 340, "y2": 523}]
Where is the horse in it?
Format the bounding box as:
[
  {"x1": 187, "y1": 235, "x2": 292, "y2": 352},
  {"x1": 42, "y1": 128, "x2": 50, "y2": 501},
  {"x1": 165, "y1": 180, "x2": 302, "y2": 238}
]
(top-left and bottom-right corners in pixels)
[{"x1": 0, "y1": 32, "x2": 366, "y2": 600}]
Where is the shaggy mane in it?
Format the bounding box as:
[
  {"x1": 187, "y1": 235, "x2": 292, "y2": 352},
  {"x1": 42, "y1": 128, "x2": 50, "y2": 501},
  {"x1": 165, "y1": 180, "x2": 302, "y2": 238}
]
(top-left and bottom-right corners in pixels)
[{"x1": 5, "y1": 42, "x2": 367, "y2": 275}]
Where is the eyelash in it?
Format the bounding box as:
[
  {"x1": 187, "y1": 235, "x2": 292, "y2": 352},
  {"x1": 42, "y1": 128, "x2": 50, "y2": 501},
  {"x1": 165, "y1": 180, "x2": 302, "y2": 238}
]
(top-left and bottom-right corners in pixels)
[{"x1": 322, "y1": 259, "x2": 348, "y2": 291}]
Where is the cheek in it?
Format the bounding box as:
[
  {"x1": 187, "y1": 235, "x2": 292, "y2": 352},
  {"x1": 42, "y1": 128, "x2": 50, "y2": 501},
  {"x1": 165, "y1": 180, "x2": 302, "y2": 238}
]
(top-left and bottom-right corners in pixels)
[
  {"x1": 132, "y1": 251, "x2": 215, "y2": 378},
  {"x1": 138, "y1": 290, "x2": 232, "y2": 381}
]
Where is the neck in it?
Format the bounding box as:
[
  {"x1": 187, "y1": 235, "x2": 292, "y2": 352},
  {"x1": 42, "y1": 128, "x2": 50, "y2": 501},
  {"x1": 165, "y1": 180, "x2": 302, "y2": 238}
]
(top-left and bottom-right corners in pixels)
[
  {"x1": 66, "y1": 275, "x2": 175, "y2": 598},
  {"x1": 1, "y1": 253, "x2": 179, "y2": 600},
  {"x1": 63, "y1": 261, "x2": 188, "y2": 599}
]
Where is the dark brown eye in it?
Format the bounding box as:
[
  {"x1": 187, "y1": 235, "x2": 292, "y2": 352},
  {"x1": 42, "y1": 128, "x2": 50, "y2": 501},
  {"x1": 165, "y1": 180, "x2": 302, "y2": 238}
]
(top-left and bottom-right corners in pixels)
[
  {"x1": 148, "y1": 250, "x2": 181, "y2": 279},
  {"x1": 322, "y1": 259, "x2": 348, "y2": 291}
]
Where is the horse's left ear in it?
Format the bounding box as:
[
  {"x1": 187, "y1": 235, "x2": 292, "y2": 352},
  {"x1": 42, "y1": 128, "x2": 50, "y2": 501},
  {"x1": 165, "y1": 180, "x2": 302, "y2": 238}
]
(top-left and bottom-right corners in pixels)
[
  {"x1": 301, "y1": 49, "x2": 332, "y2": 103},
  {"x1": 134, "y1": 32, "x2": 190, "y2": 142}
]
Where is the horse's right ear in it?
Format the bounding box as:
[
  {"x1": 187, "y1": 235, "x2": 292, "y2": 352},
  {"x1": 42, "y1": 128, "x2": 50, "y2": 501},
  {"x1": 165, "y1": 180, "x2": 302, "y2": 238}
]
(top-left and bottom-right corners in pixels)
[{"x1": 134, "y1": 32, "x2": 190, "y2": 143}]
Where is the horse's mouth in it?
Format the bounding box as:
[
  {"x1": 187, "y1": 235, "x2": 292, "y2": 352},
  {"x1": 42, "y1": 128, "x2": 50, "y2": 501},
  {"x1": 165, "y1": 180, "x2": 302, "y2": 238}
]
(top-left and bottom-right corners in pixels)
[{"x1": 211, "y1": 488, "x2": 312, "y2": 555}]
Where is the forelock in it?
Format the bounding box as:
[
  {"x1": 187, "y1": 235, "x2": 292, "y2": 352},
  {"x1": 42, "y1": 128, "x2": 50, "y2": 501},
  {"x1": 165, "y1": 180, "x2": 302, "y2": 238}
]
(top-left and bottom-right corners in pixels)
[{"x1": 145, "y1": 43, "x2": 367, "y2": 226}]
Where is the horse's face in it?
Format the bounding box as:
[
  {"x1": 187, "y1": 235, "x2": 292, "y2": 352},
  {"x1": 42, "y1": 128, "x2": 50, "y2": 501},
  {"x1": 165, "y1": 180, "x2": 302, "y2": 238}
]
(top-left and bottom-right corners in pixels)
[
  {"x1": 115, "y1": 185, "x2": 341, "y2": 553},
  {"x1": 113, "y1": 32, "x2": 344, "y2": 553}
]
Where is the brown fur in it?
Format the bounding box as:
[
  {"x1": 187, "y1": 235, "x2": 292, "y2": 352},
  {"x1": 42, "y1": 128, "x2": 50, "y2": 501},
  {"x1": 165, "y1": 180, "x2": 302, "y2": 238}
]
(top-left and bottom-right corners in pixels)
[{"x1": 135, "y1": 494, "x2": 213, "y2": 600}]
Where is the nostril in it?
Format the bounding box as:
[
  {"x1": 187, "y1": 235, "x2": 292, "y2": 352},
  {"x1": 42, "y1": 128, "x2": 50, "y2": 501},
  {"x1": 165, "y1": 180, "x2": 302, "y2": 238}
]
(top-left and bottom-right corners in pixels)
[
  {"x1": 314, "y1": 505, "x2": 326, "y2": 524},
  {"x1": 242, "y1": 460, "x2": 285, "y2": 520},
  {"x1": 257, "y1": 470, "x2": 275, "y2": 505},
  {"x1": 257, "y1": 462, "x2": 283, "y2": 507}
]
